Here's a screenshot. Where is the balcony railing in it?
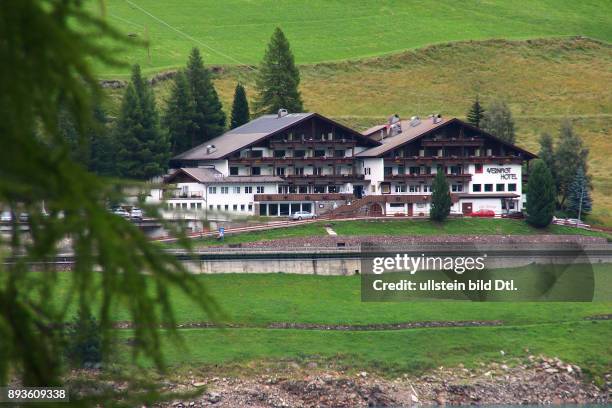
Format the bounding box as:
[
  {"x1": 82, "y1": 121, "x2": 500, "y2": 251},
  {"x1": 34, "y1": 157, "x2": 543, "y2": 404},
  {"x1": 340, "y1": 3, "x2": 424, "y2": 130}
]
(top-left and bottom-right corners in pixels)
[
  {"x1": 229, "y1": 157, "x2": 354, "y2": 164},
  {"x1": 254, "y1": 193, "x2": 353, "y2": 202},
  {"x1": 387, "y1": 173, "x2": 472, "y2": 180},
  {"x1": 168, "y1": 191, "x2": 205, "y2": 199}
]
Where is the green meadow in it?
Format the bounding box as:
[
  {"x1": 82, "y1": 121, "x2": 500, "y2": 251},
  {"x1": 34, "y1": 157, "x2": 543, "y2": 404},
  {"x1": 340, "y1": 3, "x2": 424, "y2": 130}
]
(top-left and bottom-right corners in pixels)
[{"x1": 96, "y1": 0, "x2": 611, "y2": 76}]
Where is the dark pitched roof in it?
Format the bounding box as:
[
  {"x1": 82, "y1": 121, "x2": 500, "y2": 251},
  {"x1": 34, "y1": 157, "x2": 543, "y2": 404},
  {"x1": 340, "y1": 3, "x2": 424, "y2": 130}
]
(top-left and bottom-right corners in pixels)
[
  {"x1": 165, "y1": 168, "x2": 283, "y2": 184},
  {"x1": 357, "y1": 118, "x2": 537, "y2": 159},
  {"x1": 171, "y1": 112, "x2": 380, "y2": 162}
]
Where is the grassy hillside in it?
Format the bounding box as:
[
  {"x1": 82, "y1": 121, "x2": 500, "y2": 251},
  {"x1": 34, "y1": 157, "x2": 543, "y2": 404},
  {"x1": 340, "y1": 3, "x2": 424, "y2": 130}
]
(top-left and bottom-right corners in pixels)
[
  {"x1": 103, "y1": 37, "x2": 612, "y2": 225},
  {"x1": 96, "y1": 0, "x2": 611, "y2": 76}
]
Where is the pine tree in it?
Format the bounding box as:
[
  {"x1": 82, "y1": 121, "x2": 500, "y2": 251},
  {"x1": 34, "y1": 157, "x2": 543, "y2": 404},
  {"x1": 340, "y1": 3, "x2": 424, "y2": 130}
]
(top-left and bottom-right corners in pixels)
[
  {"x1": 185, "y1": 48, "x2": 226, "y2": 144},
  {"x1": 526, "y1": 160, "x2": 556, "y2": 228},
  {"x1": 466, "y1": 95, "x2": 485, "y2": 128},
  {"x1": 566, "y1": 167, "x2": 592, "y2": 218},
  {"x1": 430, "y1": 171, "x2": 452, "y2": 222},
  {"x1": 555, "y1": 120, "x2": 589, "y2": 209},
  {"x1": 115, "y1": 65, "x2": 169, "y2": 179},
  {"x1": 163, "y1": 70, "x2": 198, "y2": 155},
  {"x1": 254, "y1": 27, "x2": 304, "y2": 114},
  {"x1": 230, "y1": 83, "x2": 250, "y2": 129},
  {"x1": 537, "y1": 132, "x2": 558, "y2": 195},
  {"x1": 481, "y1": 99, "x2": 516, "y2": 144},
  {"x1": 58, "y1": 106, "x2": 89, "y2": 167},
  {"x1": 89, "y1": 104, "x2": 116, "y2": 176}
]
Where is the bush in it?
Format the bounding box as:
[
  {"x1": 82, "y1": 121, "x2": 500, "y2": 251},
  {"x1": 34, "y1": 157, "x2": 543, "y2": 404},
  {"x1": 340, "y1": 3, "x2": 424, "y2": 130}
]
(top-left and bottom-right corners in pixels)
[{"x1": 65, "y1": 313, "x2": 102, "y2": 368}]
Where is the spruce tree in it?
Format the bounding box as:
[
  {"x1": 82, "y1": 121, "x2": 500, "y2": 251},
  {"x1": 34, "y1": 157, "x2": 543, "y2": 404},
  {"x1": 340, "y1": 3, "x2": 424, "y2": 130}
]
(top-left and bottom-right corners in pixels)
[
  {"x1": 185, "y1": 48, "x2": 226, "y2": 144},
  {"x1": 254, "y1": 27, "x2": 304, "y2": 114},
  {"x1": 430, "y1": 171, "x2": 452, "y2": 222},
  {"x1": 538, "y1": 132, "x2": 558, "y2": 194},
  {"x1": 163, "y1": 70, "x2": 198, "y2": 155},
  {"x1": 115, "y1": 65, "x2": 169, "y2": 179},
  {"x1": 466, "y1": 95, "x2": 485, "y2": 128},
  {"x1": 481, "y1": 99, "x2": 516, "y2": 144},
  {"x1": 89, "y1": 104, "x2": 116, "y2": 176},
  {"x1": 554, "y1": 120, "x2": 589, "y2": 209},
  {"x1": 230, "y1": 83, "x2": 250, "y2": 129},
  {"x1": 526, "y1": 160, "x2": 556, "y2": 228},
  {"x1": 566, "y1": 167, "x2": 592, "y2": 219}
]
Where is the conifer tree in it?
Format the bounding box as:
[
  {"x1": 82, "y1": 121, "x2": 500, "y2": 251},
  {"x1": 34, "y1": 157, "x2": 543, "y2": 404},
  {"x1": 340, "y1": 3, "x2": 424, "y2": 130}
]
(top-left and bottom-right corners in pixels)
[
  {"x1": 526, "y1": 160, "x2": 556, "y2": 228},
  {"x1": 466, "y1": 95, "x2": 485, "y2": 128},
  {"x1": 254, "y1": 27, "x2": 304, "y2": 114},
  {"x1": 89, "y1": 105, "x2": 116, "y2": 177},
  {"x1": 115, "y1": 65, "x2": 169, "y2": 179},
  {"x1": 230, "y1": 83, "x2": 250, "y2": 129},
  {"x1": 163, "y1": 70, "x2": 198, "y2": 155},
  {"x1": 554, "y1": 120, "x2": 589, "y2": 208},
  {"x1": 566, "y1": 167, "x2": 592, "y2": 219},
  {"x1": 430, "y1": 171, "x2": 452, "y2": 222},
  {"x1": 185, "y1": 48, "x2": 226, "y2": 143},
  {"x1": 481, "y1": 99, "x2": 516, "y2": 144},
  {"x1": 538, "y1": 132, "x2": 558, "y2": 194}
]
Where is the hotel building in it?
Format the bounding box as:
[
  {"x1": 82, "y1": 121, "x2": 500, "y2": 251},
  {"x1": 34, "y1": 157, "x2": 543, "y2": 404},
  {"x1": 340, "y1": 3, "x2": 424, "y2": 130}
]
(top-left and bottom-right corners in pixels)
[{"x1": 161, "y1": 111, "x2": 536, "y2": 217}]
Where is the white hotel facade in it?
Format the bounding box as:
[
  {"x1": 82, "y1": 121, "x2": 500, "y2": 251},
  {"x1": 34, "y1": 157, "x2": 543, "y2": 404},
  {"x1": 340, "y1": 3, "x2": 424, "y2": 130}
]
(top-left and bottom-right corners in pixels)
[{"x1": 157, "y1": 112, "x2": 535, "y2": 218}]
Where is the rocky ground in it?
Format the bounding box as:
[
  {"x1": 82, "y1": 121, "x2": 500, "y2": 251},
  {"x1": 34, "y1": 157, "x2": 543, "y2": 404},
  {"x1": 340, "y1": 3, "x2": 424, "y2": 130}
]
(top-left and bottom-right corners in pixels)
[{"x1": 150, "y1": 356, "x2": 610, "y2": 408}]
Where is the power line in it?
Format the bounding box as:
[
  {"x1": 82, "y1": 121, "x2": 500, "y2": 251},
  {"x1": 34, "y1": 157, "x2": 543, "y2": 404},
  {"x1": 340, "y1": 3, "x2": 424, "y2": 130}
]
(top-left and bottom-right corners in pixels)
[{"x1": 123, "y1": 0, "x2": 257, "y2": 70}]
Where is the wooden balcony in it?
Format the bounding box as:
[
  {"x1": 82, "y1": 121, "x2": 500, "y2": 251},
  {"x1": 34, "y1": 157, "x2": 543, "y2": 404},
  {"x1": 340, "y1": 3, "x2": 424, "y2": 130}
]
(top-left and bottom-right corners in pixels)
[
  {"x1": 384, "y1": 156, "x2": 523, "y2": 165},
  {"x1": 283, "y1": 174, "x2": 365, "y2": 182},
  {"x1": 387, "y1": 173, "x2": 472, "y2": 181},
  {"x1": 254, "y1": 193, "x2": 354, "y2": 202},
  {"x1": 421, "y1": 138, "x2": 484, "y2": 147},
  {"x1": 269, "y1": 139, "x2": 355, "y2": 148},
  {"x1": 228, "y1": 157, "x2": 354, "y2": 165}
]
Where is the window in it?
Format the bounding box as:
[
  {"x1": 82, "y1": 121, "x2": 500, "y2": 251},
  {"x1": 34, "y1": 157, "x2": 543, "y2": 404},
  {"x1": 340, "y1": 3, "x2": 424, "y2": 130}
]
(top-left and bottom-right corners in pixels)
[
  {"x1": 423, "y1": 185, "x2": 432, "y2": 193},
  {"x1": 216, "y1": 205, "x2": 221, "y2": 210},
  {"x1": 229, "y1": 167, "x2": 239, "y2": 176},
  {"x1": 196, "y1": 203, "x2": 202, "y2": 209},
  {"x1": 251, "y1": 167, "x2": 261, "y2": 176},
  {"x1": 224, "y1": 205, "x2": 229, "y2": 211},
  {"x1": 409, "y1": 166, "x2": 420, "y2": 175},
  {"x1": 475, "y1": 164, "x2": 483, "y2": 174},
  {"x1": 190, "y1": 203, "x2": 196, "y2": 209},
  {"x1": 273, "y1": 150, "x2": 285, "y2": 158},
  {"x1": 334, "y1": 150, "x2": 345, "y2": 158},
  {"x1": 276, "y1": 167, "x2": 285, "y2": 176},
  {"x1": 209, "y1": 205, "x2": 213, "y2": 210},
  {"x1": 233, "y1": 204, "x2": 238, "y2": 211},
  {"x1": 314, "y1": 185, "x2": 325, "y2": 193},
  {"x1": 221, "y1": 186, "x2": 229, "y2": 194},
  {"x1": 384, "y1": 167, "x2": 392, "y2": 176},
  {"x1": 381, "y1": 183, "x2": 391, "y2": 194},
  {"x1": 208, "y1": 186, "x2": 216, "y2": 194},
  {"x1": 395, "y1": 184, "x2": 407, "y2": 193},
  {"x1": 398, "y1": 166, "x2": 405, "y2": 175},
  {"x1": 240, "y1": 204, "x2": 245, "y2": 211},
  {"x1": 364, "y1": 168, "x2": 371, "y2": 175},
  {"x1": 313, "y1": 167, "x2": 322, "y2": 176},
  {"x1": 256, "y1": 186, "x2": 265, "y2": 194},
  {"x1": 496, "y1": 183, "x2": 505, "y2": 192},
  {"x1": 245, "y1": 186, "x2": 253, "y2": 194},
  {"x1": 409, "y1": 185, "x2": 420, "y2": 193},
  {"x1": 233, "y1": 186, "x2": 241, "y2": 194},
  {"x1": 248, "y1": 204, "x2": 253, "y2": 211},
  {"x1": 295, "y1": 167, "x2": 304, "y2": 175},
  {"x1": 508, "y1": 183, "x2": 517, "y2": 192},
  {"x1": 294, "y1": 150, "x2": 306, "y2": 158},
  {"x1": 314, "y1": 150, "x2": 325, "y2": 158},
  {"x1": 451, "y1": 184, "x2": 463, "y2": 192},
  {"x1": 473, "y1": 184, "x2": 482, "y2": 192},
  {"x1": 250, "y1": 150, "x2": 263, "y2": 158},
  {"x1": 390, "y1": 203, "x2": 405, "y2": 208},
  {"x1": 484, "y1": 184, "x2": 493, "y2": 192}
]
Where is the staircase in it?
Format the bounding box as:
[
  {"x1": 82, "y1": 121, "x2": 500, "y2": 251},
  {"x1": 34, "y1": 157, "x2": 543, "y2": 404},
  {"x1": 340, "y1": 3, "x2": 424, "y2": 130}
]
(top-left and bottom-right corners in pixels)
[{"x1": 323, "y1": 195, "x2": 384, "y2": 219}]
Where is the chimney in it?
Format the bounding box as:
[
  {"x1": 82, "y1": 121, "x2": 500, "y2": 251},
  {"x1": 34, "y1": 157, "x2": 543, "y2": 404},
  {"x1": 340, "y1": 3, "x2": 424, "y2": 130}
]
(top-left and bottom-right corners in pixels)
[{"x1": 277, "y1": 108, "x2": 288, "y2": 118}]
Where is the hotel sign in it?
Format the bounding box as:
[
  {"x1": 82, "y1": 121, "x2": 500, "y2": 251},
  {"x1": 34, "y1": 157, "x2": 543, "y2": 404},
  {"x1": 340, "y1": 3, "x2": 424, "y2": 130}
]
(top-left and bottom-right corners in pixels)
[{"x1": 486, "y1": 167, "x2": 517, "y2": 180}]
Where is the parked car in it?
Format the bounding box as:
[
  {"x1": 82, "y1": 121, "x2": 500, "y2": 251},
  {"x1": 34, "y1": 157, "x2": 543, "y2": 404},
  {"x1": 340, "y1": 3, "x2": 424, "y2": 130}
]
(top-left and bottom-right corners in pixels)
[
  {"x1": 502, "y1": 211, "x2": 524, "y2": 219},
  {"x1": 290, "y1": 211, "x2": 316, "y2": 221},
  {"x1": 130, "y1": 207, "x2": 143, "y2": 220},
  {"x1": 1, "y1": 211, "x2": 12, "y2": 222},
  {"x1": 19, "y1": 213, "x2": 29, "y2": 222},
  {"x1": 112, "y1": 207, "x2": 130, "y2": 218},
  {"x1": 469, "y1": 209, "x2": 495, "y2": 218}
]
